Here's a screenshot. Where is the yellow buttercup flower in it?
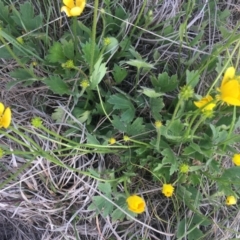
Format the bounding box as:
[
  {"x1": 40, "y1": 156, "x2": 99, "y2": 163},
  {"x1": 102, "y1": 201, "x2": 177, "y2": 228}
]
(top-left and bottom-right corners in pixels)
[
  {"x1": 194, "y1": 95, "x2": 216, "y2": 111},
  {"x1": 232, "y1": 154, "x2": 240, "y2": 166},
  {"x1": 31, "y1": 117, "x2": 43, "y2": 128},
  {"x1": 126, "y1": 195, "x2": 145, "y2": 214},
  {"x1": 80, "y1": 79, "x2": 89, "y2": 88},
  {"x1": 108, "y1": 137, "x2": 116, "y2": 145},
  {"x1": 0, "y1": 102, "x2": 11, "y2": 128},
  {"x1": 162, "y1": 184, "x2": 174, "y2": 197},
  {"x1": 154, "y1": 120, "x2": 162, "y2": 129},
  {"x1": 180, "y1": 164, "x2": 189, "y2": 173},
  {"x1": 123, "y1": 135, "x2": 130, "y2": 142},
  {"x1": 61, "y1": 0, "x2": 86, "y2": 17},
  {"x1": 226, "y1": 196, "x2": 237, "y2": 205},
  {"x1": 218, "y1": 67, "x2": 240, "y2": 106}
]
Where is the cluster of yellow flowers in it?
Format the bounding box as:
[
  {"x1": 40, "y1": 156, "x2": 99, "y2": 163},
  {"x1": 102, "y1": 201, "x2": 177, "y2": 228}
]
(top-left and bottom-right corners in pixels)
[{"x1": 194, "y1": 67, "x2": 240, "y2": 112}]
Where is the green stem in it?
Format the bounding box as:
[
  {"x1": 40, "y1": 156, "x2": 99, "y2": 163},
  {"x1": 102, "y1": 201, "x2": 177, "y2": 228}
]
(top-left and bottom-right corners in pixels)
[
  {"x1": 184, "y1": 111, "x2": 200, "y2": 138},
  {"x1": 96, "y1": 85, "x2": 112, "y2": 123},
  {"x1": 191, "y1": 116, "x2": 206, "y2": 137},
  {"x1": 134, "y1": 68, "x2": 140, "y2": 94},
  {"x1": 167, "y1": 98, "x2": 183, "y2": 129},
  {"x1": 156, "y1": 129, "x2": 161, "y2": 152},
  {"x1": 128, "y1": 138, "x2": 151, "y2": 147},
  {"x1": 224, "y1": 106, "x2": 236, "y2": 151},
  {"x1": 124, "y1": 177, "x2": 130, "y2": 196},
  {"x1": 72, "y1": 17, "x2": 77, "y2": 62},
  {"x1": 90, "y1": 0, "x2": 99, "y2": 74}
]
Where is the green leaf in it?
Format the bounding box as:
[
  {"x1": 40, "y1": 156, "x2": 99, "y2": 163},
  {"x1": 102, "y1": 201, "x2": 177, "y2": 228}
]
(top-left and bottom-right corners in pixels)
[
  {"x1": 186, "y1": 70, "x2": 200, "y2": 88},
  {"x1": 11, "y1": 2, "x2": 43, "y2": 31},
  {"x1": 44, "y1": 76, "x2": 70, "y2": 95},
  {"x1": 88, "y1": 196, "x2": 114, "y2": 217},
  {"x1": 221, "y1": 167, "x2": 240, "y2": 181},
  {"x1": 98, "y1": 182, "x2": 112, "y2": 196},
  {"x1": 126, "y1": 118, "x2": 145, "y2": 136},
  {"x1": 90, "y1": 55, "x2": 107, "y2": 90},
  {"x1": 108, "y1": 94, "x2": 135, "y2": 123},
  {"x1": 81, "y1": 40, "x2": 100, "y2": 66},
  {"x1": 62, "y1": 39, "x2": 75, "y2": 60},
  {"x1": 177, "y1": 219, "x2": 186, "y2": 239},
  {"x1": 111, "y1": 208, "x2": 125, "y2": 222},
  {"x1": 151, "y1": 72, "x2": 178, "y2": 92},
  {"x1": 162, "y1": 148, "x2": 178, "y2": 175},
  {"x1": 112, "y1": 64, "x2": 127, "y2": 84},
  {"x1": 188, "y1": 228, "x2": 204, "y2": 240},
  {"x1": 10, "y1": 68, "x2": 33, "y2": 80},
  {"x1": 46, "y1": 42, "x2": 66, "y2": 63},
  {"x1": 0, "y1": 45, "x2": 12, "y2": 59},
  {"x1": 0, "y1": 1, "x2": 12, "y2": 25},
  {"x1": 111, "y1": 115, "x2": 127, "y2": 132},
  {"x1": 126, "y1": 59, "x2": 155, "y2": 70},
  {"x1": 77, "y1": 21, "x2": 91, "y2": 36},
  {"x1": 166, "y1": 119, "x2": 185, "y2": 138},
  {"x1": 150, "y1": 98, "x2": 164, "y2": 120},
  {"x1": 51, "y1": 107, "x2": 65, "y2": 123},
  {"x1": 86, "y1": 133, "x2": 100, "y2": 145},
  {"x1": 139, "y1": 87, "x2": 164, "y2": 98}
]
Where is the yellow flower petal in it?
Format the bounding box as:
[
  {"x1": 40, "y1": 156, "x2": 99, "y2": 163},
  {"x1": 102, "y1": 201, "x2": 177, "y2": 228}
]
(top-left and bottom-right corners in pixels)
[
  {"x1": 232, "y1": 154, "x2": 240, "y2": 166},
  {"x1": 70, "y1": 6, "x2": 84, "y2": 16},
  {"x1": 61, "y1": 6, "x2": 72, "y2": 17},
  {"x1": 126, "y1": 195, "x2": 145, "y2": 214},
  {"x1": 1, "y1": 107, "x2": 11, "y2": 128},
  {"x1": 76, "y1": 0, "x2": 86, "y2": 9},
  {"x1": 194, "y1": 95, "x2": 216, "y2": 111},
  {"x1": 0, "y1": 102, "x2": 4, "y2": 115},
  {"x1": 162, "y1": 184, "x2": 174, "y2": 197},
  {"x1": 222, "y1": 67, "x2": 236, "y2": 86},
  {"x1": 220, "y1": 80, "x2": 240, "y2": 106},
  {"x1": 226, "y1": 196, "x2": 237, "y2": 205},
  {"x1": 63, "y1": 0, "x2": 75, "y2": 9}
]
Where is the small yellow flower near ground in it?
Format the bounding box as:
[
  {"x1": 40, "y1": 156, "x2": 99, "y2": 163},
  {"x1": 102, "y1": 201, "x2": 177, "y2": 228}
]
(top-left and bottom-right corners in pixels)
[
  {"x1": 16, "y1": 37, "x2": 24, "y2": 44},
  {"x1": 31, "y1": 117, "x2": 43, "y2": 128},
  {"x1": 31, "y1": 61, "x2": 38, "y2": 67},
  {"x1": 218, "y1": 67, "x2": 240, "y2": 106},
  {"x1": 194, "y1": 95, "x2": 216, "y2": 112},
  {"x1": 61, "y1": 0, "x2": 86, "y2": 17},
  {"x1": 180, "y1": 164, "x2": 189, "y2": 173},
  {"x1": 0, "y1": 102, "x2": 11, "y2": 129},
  {"x1": 126, "y1": 195, "x2": 145, "y2": 214},
  {"x1": 226, "y1": 196, "x2": 237, "y2": 205},
  {"x1": 103, "y1": 38, "x2": 111, "y2": 46},
  {"x1": 123, "y1": 135, "x2": 130, "y2": 142},
  {"x1": 154, "y1": 120, "x2": 162, "y2": 129},
  {"x1": 162, "y1": 184, "x2": 174, "y2": 197},
  {"x1": 80, "y1": 79, "x2": 90, "y2": 89},
  {"x1": 108, "y1": 137, "x2": 116, "y2": 145},
  {"x1": 232, "y1": 154, "x2": 240, "y2": 166},
  {"x1": 61, "y1": 60, "x2": 75, "y2": 69}
]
